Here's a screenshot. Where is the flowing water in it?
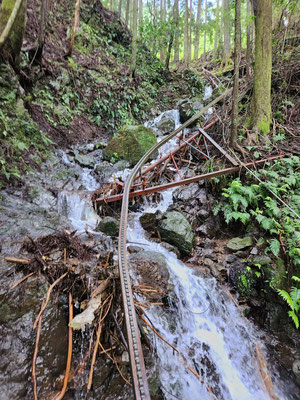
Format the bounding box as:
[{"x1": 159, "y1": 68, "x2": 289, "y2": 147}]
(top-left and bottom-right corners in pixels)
[
  {"x1": 55, "y1": 109, "x2": 298, "y2": 400},
  {"x1": 127, "y1": 190, "x2": 286, "y2": 400}
]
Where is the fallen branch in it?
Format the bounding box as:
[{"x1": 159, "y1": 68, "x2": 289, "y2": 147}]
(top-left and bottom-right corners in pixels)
[
  {"x1": 98, "y1": 341, "x2": 131, "y2": 386},
  {"x1": 5, "y1": 257, "x2": 30, "y2": 264},
  {"x1": 32, "y1": 317, "x2": 42, "y2": 400},
  {"x1": 87, "y1": 294, "x2": 113, "y2": 391},
  {"x1": 10, "y1": 272, "x2": 34, "y2": 290},
  {"x1": 33, "y1": 272, "x2": 68, "y2": 329},
  {"x1": 53, "y1": 293, "x2": 73, "y2": 400},
  {"x1": 87, "y1": 310, "x2": 103, "y2": 391}
]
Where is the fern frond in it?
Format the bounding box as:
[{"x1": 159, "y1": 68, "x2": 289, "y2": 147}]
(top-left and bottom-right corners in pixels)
[
  {"x1": 288, "y1": 311, "x2": 299, "y2": 329},
  {"x1": 269, "y1": 238, "x2": 281, "y2": 257},
  {"x1": 278, "y1": 289, "x2": 293, "y2": 309}
]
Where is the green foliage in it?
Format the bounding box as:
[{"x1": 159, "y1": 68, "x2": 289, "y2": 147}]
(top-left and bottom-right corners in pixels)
[
  {"x1": 278, "y1": 276, "x2": 300, "y2": 329},
  {"x1": 215, "y1": 156, "x2": 300, "y2": 269},
  {"x1": 0, "y1": 86, "x2": 53, "y2": 182}
]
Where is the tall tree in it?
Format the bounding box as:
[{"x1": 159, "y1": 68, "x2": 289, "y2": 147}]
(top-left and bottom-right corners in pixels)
[
  {"x1": 0, "y1": 0, "x2": 27, "y2": 66},
  {"x1": 194, "y1": 0, "x2": 202, "y2": 60},
  {"x1": 246, "y1": 0, "x2": 253, "y2": 77},
  {"x1": 173, "y1": 0, "x2": 179, "y2": 62},
  {"x1": 118, "y1": 0, "x2": 122, "y2": 17},
  {"x1": 223, "y1": 0, "x2": 230, "y2": 62},
  {"x1": 184, "y1": 0, "x2": 189, "y2": 65},
  {"x1": 188, "y1": 0, "x2": 192, "y2": 63},
  {"x1": 66, "y1": 0, "x2": 81, "y2": 57},
  {"x1": 230, "y1": 0, "x2": 241, "y2": 147},
  {"x1": 160, "y1": 0, "x2": 166, "y2": 62},
  {"x1": 130, "y1": 0, "x2": 138, "y2": 76},
  {"x1": 139, "y1": 0, "x2": 143, "y2": 28},
  {"x1": 213, "y1": 0, "x2": 220, "y2": 59},
  {"x1": 36, "y1": 0, "x2": 48, "y2": 62},
  {"x1": 203, "y1": 0, "x2": 208, "y2": 61},
  {"x1": 125, "y1": 0, "x2": 130, "y2": 27},
  {"x1": 250, "y1": 0, "x2": 272, "y2": 133}
]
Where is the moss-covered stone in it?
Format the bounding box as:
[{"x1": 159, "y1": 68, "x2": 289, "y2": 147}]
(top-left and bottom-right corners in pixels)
[
  {"x1": 158, "y1": 211, "x2": 194, "y2": 255},
  {"x1": 103, "y1": 125, "x2": 157, "y2": 166},
  {"x1": 227, "y1": 237, "x2": 253, "y2": 251},
  {"x1": 97, "y1": 216, "x2": 119, "y2": 237}
]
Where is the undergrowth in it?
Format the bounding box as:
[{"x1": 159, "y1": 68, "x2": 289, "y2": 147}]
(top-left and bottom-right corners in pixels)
[
  {"x1": 214, "y1": 156, "x2": 300, "y2": 327},
  {"x1": 0, "y1": 65, "x2": 53, "y2": 184}
]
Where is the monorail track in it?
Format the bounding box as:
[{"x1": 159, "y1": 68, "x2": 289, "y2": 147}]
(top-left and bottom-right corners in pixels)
[{"x1": 118, "y1": 89, "x2": 233, "y2": 399}]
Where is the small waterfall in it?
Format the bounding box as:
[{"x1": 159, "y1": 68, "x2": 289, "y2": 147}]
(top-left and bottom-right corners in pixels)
[
  {"x1": 57, "y1": 151, "x2": 100, "y2": 233},
  {"x1": 126, "y1": 190, "x2": 287, "y2": 400}
]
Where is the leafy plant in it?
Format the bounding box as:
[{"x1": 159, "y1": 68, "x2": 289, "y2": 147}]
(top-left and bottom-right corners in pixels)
[
  {"x1": 214, "y1": 156, "x2": 300, "y2": 269},
  {"x1": 278, "y1": 276, "x2": 300, "y2": 328}
]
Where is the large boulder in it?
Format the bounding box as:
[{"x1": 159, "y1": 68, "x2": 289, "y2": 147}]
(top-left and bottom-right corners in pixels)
[
  {"x1": 103, "y1": 125, "x2": 157, "y2": 166},
  {"x1": 158, "y1": 211, "x2": 194, "y2": 255}
]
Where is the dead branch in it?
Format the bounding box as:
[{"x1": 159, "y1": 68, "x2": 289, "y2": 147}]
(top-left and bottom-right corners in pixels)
[
  {"x1": 33, "y1": 272, "x2": 68, "y2": 329},
  {"x1": 10, "y1": 272, "x2": 34, "y2": 290},
  {"x1": 87, "y1": 310, "x2": 103, "y2": 391},
  {"x1": 53, "y1": 293, "x2": 73, "y2": 400},
  {"x1": 32, "y1": 317, "x2": 42, "y2": 400},
  {"x1": 5, "y1": 257, "x2": 30, "y2": 264}
]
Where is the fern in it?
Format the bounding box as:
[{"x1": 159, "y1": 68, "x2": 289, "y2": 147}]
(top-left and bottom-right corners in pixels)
[
  {"x1": 288, "y1": 311, "x2": 299, "y2": 329},
  {"x1": 269, "y1": 238, "x2": 281, "y2": 257},
  {"x1": 277, "y1": 289, "x2": 294, "y2": 309}
]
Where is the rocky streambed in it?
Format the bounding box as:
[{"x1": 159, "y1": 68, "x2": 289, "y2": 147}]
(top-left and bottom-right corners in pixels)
[{"x1": 0, "y1": 106, "x2": 300, "y2": 399}]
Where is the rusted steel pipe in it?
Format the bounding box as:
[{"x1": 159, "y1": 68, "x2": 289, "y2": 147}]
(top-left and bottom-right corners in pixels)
[{"x1": 96, "y1": 155, "x2": 285, "y2": 204}]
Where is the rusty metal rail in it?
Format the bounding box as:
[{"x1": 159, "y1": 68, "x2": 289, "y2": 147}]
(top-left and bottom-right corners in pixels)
[
  {"x1": 117, "y1": 88, "x2": 232, "y2": 399},
  {"x1": 100, "y1": 155, "x2": 285, "y2": 204}
]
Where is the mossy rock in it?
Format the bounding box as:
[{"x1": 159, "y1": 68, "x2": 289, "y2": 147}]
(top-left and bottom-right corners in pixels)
[
  {"x1": 97, "y1": 217, "x2": 119, "y2": 237},
  {"x1": 158, "y1": 211, "x2": 194, "y2": 256},
  {"x1": 103, "y1": 125, "x2": 157, "y2": 166}
]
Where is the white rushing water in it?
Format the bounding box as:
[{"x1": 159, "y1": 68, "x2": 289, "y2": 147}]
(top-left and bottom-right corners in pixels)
[
  {"x1": 126, "y1": 189, "x2": 285, "y2": 400},
  {"x1": 57, "y1": 151, "x2": 100, "y2": 233},
  {"x1": 57, "y1": 114, "x2": 292, "y2": 400}
]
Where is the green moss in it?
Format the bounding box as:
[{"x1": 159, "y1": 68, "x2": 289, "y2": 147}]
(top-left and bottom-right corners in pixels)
[
  {"x1": 103, "y1": 125, "x2": 157, "y2": 166},
  {"x1": 258, "y1": 121, "x2": 270, "y2": 135}
]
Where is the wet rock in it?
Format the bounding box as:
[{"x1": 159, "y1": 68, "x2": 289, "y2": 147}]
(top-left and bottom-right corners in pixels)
[
  {"x1": 158, "y1": 211, "x2": 194, "y2": 255},
  {"x1": 178, "y1": 99, "x2": 203, "y2": 125},
  {"x1": 157, "y1": 114, "x2": 175, "y2": 135},
  {"x1": 127, "y1": 246, "x2": 142, "y2": 254},
  {"x1": 250, "y1": 247, "x2": 258, "y2": 255},
  {"x1": 74, "y1": 153, "x2": 95, "y2": 168},
  {"x1": 251, "y1": 255, "x2": 272, "y2": 266},
  {"x1": 97, "y1": 217, "x2": 120, "y2": 237},
  {"x1": 226, "y1": 254, "x2": 237, "y2": 264},
  {"x1": 103, "y1": 125, "x2": 157, "y2": 166},
  {"x1": 113, "y1": 160, "x2": 130, "y2": 171},
  {"x1": 173, "y1": 183, "x2": 200, "y2": 202},
  {"x1": 0, "y1": 271, "x2": 68, "y2": 400},
  {"x1": 77, "y1": 142, "x2": 95, "y2": 153},
  {"x1": 140, "y1": 212, "x2": 160, "y2": 231},
  {"x1": 161, "y1": 242, "x2": 180, "y2": 257},
  {"x1": 129, "y1": 250, "x2": 169, "y2": 299},
  {"x1": 263, "y1": 258, "x2": 286, "y2": 290},
  {"x1": 227, "y1": 237, "x2": 253, "y2": 251},
  {"x1": 293, "y1": 360, "x2": 300, "y2": 385},
  {"x1": 229, "y1": 260, "x2": 258, "y2": 298}
]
